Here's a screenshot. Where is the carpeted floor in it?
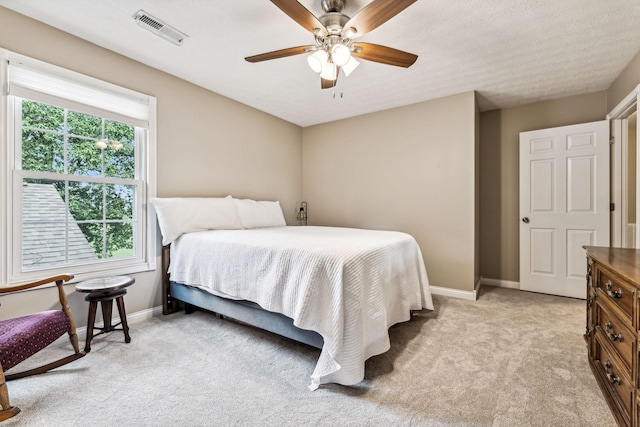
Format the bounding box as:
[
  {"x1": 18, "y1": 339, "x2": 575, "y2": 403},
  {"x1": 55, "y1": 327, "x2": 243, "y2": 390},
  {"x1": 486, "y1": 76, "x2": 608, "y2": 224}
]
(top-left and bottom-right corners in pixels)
[{"x1": 2, "y1": 286, "x2": 616, "y2": 426}]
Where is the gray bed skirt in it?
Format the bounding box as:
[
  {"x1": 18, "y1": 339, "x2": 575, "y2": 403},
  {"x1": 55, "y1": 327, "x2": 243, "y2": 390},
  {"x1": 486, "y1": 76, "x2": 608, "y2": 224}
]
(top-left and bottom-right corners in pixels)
[
  {"x1": 167, "y1": 280, "x2": 324, "y2": 349},
  {"x1": 162, "y1": 244, "x2": 323, "y2": 349}
]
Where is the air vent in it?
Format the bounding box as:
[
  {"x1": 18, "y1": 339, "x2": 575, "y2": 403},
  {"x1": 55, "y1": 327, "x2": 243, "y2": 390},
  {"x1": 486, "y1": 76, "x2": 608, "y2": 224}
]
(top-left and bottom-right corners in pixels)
[{"x1": 133, "y1": 10, "x2": 187, "y2": 46}]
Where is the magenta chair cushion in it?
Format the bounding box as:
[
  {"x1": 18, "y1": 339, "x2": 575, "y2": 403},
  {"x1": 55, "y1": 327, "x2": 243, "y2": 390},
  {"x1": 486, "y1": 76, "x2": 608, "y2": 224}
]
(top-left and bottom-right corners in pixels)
[{"x1": 0, "y1": 310, "x2": 70, "y2": 372}]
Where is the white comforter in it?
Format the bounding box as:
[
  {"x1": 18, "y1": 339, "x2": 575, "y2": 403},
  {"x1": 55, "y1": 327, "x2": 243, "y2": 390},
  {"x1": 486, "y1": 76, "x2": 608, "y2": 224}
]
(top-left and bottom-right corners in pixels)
[{"x1": 168, "y1": 226, "x2": 433, "y2": 389}]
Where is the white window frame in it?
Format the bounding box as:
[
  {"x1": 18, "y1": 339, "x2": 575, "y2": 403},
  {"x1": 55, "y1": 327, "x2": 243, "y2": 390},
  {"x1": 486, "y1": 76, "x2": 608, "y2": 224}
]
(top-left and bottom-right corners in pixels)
[{"x1": 0, "y1": 49, "x2": 157, "y2": 285}]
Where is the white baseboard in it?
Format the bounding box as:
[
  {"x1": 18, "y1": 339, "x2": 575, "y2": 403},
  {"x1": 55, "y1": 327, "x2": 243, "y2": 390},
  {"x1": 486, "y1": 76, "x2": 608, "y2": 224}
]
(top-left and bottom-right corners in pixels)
[
  {"x1": 429, "y1": 277, "x2": 520, "y2": 301},
  {"x1": 68, "y1": 280, "x2": 518, "y2": 338},
  {"x1": 429, "y1": 285, "x2": 477, "y2": 301},
  {"x1": 58, "y1": 280, "x2": 519, "y2": 346},
  {"x1": 77, "y1": 305, "x2": 164, "y2": 340},
  {"x1": 481, "y1": 278, "x2": 520, "y2": 290},
  {"x1": 55, "y1": 305, "x2": 164, "y2": 346}
]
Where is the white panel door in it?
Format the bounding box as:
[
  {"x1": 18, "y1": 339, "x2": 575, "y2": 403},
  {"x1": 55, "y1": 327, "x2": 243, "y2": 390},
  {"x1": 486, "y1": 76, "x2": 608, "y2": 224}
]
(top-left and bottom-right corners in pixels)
[{"x1": 519, "y1": 120, "x2": 609, "y2": 298}]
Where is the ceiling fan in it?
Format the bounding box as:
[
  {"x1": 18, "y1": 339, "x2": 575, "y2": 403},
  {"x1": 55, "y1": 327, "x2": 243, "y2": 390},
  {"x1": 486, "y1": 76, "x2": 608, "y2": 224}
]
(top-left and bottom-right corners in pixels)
[{"x1": 245, "y1": 0, "x2": 418, "y2": 89}]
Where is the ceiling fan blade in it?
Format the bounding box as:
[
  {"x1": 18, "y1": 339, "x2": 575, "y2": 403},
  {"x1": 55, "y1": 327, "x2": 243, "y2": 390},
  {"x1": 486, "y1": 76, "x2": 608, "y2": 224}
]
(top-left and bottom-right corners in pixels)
[
  {"x1": 245, "y1": 45, "x2": 314, "y2": 63},
  {"x1": 352, "y1": 42, "x2": 418, "y2": 68},
  {"x1": 344, "y1": 0, "x2": 417, "y2": 38},
  {"x1": 271, "y1": 0, "x2": 328, "y2": 36}
]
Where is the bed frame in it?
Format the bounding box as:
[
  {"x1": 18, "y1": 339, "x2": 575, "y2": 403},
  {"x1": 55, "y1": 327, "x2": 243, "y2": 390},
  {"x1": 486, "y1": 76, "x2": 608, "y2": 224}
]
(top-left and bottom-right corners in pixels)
[{"x1": 161, "y1": 245, "x2": 324, "y2": 349}]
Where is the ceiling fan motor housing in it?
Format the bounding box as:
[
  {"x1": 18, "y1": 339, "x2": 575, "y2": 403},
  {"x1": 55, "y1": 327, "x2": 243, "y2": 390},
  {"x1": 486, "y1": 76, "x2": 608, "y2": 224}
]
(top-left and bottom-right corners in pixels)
[
  {"x1": 319, "y1": 12, "x2": 350, "y2": 35},
  {"x1": 321, "y1": 0, "x2": 346, "y2": 13},
  {"x1": 244, "y1": 0, "x2": 419, "y2": 84}
]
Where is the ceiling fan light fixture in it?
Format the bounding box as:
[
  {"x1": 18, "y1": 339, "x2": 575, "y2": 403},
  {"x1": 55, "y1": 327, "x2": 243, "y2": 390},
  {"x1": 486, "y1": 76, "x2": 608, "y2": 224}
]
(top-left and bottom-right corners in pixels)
[
  {"x1": 320, "y1": 62, "x2": 337, "y2": 80},
  {"x1": 308, "y1": 49, "x2": 329, "y2": 73},
  {"x1": 342, "y1": 56, "x2": 359, "y2": 76},
  {"x1": 246, "y1": 0, "x2": 419, "y2": 89},
  {"x1": 331, "y1": 43, "x2": 351, "y2": 67},
  {"x1": 344, "y1": 27, "x2": 357, "y2": 38}
]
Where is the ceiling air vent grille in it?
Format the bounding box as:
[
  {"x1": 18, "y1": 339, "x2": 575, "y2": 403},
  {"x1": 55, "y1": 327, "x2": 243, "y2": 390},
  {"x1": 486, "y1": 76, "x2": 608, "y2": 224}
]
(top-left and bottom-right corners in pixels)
[{"x1": 133, "y1": 10, "x2": 187, "y2": 46}]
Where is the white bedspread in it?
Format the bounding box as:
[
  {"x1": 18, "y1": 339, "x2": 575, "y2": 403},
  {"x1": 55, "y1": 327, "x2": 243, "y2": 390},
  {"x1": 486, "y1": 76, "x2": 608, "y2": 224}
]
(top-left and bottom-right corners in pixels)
[{"x1": 168, "y1": 226, "x2": 433, "y2": 389}]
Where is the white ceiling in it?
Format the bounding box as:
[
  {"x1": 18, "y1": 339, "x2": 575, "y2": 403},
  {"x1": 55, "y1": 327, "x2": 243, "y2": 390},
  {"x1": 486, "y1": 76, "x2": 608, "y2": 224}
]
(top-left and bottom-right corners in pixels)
[{"x1": 2, "y1": 0, "x2": 640, "y2": 127}]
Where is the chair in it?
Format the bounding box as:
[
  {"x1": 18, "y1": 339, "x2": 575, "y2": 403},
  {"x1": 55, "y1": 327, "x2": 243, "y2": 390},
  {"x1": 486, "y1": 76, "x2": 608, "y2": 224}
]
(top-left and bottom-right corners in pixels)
[{"x1": 0, "y1": 274, "x2": 85, "y2": 421}]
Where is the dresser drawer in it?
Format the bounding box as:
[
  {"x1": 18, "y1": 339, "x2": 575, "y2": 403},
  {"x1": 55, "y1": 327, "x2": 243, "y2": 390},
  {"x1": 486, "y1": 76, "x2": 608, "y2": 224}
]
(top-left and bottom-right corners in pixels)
[
  {"x1": 596, "y1": 266, "x2": 636, "y2": 327},
  {"x1": 594, "y1": 300, "x2": 634, "y2": 376},
  {"x1": 594, "y1": 333, "x2": 633, "y2": 424}
]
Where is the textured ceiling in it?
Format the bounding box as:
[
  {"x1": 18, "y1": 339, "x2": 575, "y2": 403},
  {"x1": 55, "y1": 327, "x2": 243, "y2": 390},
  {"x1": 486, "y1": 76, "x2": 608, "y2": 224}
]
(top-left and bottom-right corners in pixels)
[{"x1": 2, "y1": 0, "x2": 640, "y2": 127}]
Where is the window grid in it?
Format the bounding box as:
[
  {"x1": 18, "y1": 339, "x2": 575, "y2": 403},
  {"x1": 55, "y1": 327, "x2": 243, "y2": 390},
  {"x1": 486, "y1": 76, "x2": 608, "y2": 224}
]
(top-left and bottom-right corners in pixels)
[
  {"x1": 15, "y1": 98, "x2": 141, "y2": 274},
  {"x1": 1, "y1": 49, "x2": 156, "y2": 286}
]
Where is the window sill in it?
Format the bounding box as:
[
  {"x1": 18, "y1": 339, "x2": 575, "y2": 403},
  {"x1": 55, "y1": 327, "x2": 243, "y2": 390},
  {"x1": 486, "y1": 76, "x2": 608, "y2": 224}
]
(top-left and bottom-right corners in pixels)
[{"x1": 4, "y1": 259, "x2": 156, "y2": 287}]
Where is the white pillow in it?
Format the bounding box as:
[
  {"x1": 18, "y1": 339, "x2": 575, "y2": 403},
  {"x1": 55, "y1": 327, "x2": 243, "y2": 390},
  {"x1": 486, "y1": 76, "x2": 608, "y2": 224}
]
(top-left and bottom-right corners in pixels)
[
  {"x1": 232, "y1": 198, "x2": 286, "y2": 229},
  {"x1": 150, "y1": 197, "x2": 243, "y2": 245}
]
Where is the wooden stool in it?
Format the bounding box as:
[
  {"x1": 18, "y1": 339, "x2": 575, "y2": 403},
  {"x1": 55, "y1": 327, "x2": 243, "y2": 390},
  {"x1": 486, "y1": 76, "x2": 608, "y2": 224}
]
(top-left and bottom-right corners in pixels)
[{"x1": 75, "y1": 276, "x2": 134, "y2": 353}]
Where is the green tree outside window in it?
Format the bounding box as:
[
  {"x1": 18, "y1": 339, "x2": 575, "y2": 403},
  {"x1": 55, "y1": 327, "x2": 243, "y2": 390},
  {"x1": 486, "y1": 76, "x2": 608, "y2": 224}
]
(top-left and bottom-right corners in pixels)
[{"x1": 21, "y1": 99, "x2": 136, "y2": 266}]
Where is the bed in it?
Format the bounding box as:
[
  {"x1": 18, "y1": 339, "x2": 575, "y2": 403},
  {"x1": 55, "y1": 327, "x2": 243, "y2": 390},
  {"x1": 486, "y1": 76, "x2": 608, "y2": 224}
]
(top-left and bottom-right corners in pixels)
[{"x1": 154, "y1": 197, "x2": 433, "y2": 390}]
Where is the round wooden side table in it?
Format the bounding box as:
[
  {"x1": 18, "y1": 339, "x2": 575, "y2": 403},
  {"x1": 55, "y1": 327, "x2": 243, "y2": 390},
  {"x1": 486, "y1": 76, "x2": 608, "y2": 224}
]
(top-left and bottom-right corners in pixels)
[{"x1": 75, "y1": 275, "x2": 134, "y2": 352}]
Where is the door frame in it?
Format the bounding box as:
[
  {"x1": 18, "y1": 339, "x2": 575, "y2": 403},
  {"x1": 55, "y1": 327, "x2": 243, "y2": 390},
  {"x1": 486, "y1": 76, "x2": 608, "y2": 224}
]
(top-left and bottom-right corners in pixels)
[{"x1": 608, "y1": 84, "x2": 640, "y2": 248}]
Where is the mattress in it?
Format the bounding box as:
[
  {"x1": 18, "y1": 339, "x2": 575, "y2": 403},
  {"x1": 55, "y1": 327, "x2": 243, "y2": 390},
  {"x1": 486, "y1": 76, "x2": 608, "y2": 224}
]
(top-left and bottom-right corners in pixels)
[{"x1": 168, "y1": 226, "x2": 433, "y2": 389}]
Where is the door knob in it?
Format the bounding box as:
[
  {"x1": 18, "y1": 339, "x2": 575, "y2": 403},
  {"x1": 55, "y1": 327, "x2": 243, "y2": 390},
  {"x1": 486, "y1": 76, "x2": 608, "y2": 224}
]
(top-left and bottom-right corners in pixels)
[{"x1": 522, "y1": 217, "x2": 530, "y2": 224}]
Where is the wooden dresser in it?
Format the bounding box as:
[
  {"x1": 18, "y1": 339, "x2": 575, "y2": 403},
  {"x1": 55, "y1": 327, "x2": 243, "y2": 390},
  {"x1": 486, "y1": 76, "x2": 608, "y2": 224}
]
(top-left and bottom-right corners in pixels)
[{"x1": 585, "y1": 246, "x2": 640, "y2": 426}]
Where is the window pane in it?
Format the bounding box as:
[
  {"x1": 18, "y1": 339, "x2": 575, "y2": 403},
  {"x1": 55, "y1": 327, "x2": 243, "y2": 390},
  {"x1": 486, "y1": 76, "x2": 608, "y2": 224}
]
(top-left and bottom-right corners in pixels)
[
  {"x1": 104, "y1": 143, "x2": 135, "y2": 179},
  {"x1": 106, "y1": 184, "x2": 134, "y2": 220},
  {"x1": 22, "y1": 179, "x2": 99, "y2": 270},
  {"x1": 68, "y1": 181, "x2": 104, "y2": 221},
  {"x1": 67, "y1": 110, "x2": 101, "y2": 138},
  {"x1": 78, "y1": 223, "x2": 104, "y2": 259},
  {"x1": 21, "y1": 129, "x2": 64, "y2": 173},
  {"x1": 107, "y1": 222, "x2": 134, "y2": 258},
  {"x1": 104, "y1": 120, "x2": 135, "y2": 179},
  {"x1": 22, "y1": 100, "x2": 64, "y2": 132},
  {"x1": 68, "y1": 136, "x2": 103, "y2": 176},
  {"x1": 12, "y1": 84, "x2": 150, "y2": 277},
  {"x1": 105, "y1": 120, "x2": 134, "y2": 143}
]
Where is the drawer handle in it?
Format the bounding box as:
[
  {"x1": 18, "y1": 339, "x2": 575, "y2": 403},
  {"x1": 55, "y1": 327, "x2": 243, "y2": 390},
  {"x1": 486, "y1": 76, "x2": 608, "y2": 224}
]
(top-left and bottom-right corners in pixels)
[
  {"x1": 606, "y1": 372, "x2": 620, "y2": 385},
  {"x1": 606, "y1": 280, "x2": 623, "y2": 298},
  {"x1": 605, "y1": 322, "x2": 623, "y2": 342},
  {"x1": 605, "y1": 360, "x2": 621, "y2": 385}
]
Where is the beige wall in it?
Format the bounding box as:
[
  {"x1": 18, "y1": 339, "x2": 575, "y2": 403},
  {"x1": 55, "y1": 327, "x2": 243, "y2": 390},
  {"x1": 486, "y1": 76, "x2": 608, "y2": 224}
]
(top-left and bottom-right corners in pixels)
[
  {"x1": 303, "y1": 92, "x2": 478, "y2": 291},
  {"x1": 481, "y1": 46, "x2": 640, "y2": 284},
  {"x1": 0, "y1": 7, "x2": 303, "y2": 323},
  {"x1": 607, "y1": 51, "x2": 640, "y2": 112},
  {"x1": 479, "y1": 92, "x2": 608, "y2": 282},
  {"x1": 3, "y1": 4, "x2": 639, "y2": 323}
]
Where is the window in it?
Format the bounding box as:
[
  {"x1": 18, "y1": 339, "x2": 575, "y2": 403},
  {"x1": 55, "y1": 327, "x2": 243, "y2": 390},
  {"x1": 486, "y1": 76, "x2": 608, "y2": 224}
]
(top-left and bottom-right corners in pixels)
[{"x1": 1, "y1": 50, "x2": 157, "y2": 284}]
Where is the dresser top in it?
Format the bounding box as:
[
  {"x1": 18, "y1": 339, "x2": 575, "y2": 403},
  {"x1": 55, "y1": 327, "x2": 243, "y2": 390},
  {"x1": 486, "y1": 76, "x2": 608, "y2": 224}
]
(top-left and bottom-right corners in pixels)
[{"x1": 584, "y1": 246, "x2": 640, "y2": 287}]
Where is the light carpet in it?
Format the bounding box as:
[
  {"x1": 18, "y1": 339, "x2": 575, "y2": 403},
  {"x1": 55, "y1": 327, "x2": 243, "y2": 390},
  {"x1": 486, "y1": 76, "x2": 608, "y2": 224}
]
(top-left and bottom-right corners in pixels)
[{"x1": 2, "y1": 286, "x2": 615, "y2": 426}]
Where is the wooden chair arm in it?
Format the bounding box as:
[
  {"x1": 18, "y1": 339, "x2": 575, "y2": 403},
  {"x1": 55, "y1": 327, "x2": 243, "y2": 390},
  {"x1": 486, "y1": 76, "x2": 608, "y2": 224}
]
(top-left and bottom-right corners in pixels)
[
  {"x1": 0, "y1": 274, "x2": 79, "y2": 353},
  {"x1": 0, "y1": 274, "x2": 74, "y2": 294}
]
